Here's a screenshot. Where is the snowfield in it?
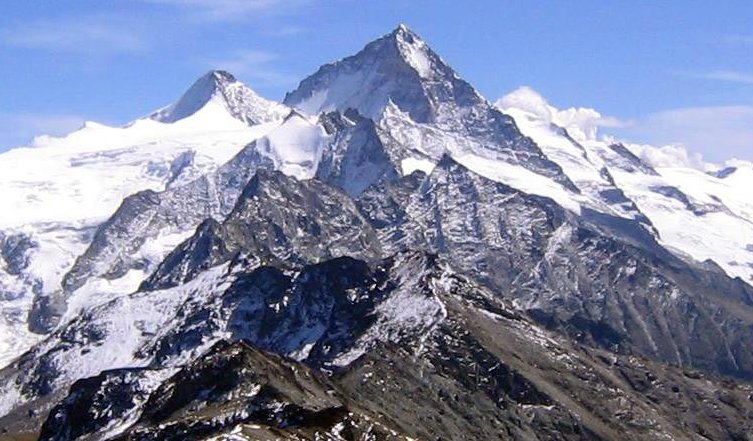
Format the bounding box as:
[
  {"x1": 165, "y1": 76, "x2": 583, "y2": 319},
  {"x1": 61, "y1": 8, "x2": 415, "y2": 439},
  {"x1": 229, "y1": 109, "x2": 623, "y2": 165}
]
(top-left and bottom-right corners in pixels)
[
  {"x1": 0, "y1": 76, "x2": 287, "y2": 367},
  {"x1": 497, "y1": 86, "x2": 753, "y2": 283}
]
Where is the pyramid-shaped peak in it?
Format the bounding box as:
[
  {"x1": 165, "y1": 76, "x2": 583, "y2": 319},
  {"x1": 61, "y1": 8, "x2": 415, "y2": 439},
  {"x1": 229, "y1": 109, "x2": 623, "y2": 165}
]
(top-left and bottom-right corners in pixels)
[
  {"x1": 284, "y1": 25, "x2": 479, "y2": 124},
  {"x1": 206, "y1": 69, "x2": 236, "y2": 82},
  {"x1": 368, "y1": 24, "x2": 433, "y2": 66},
  {"x1": 181, "y1": 69, "x2": 239, "y2": 95},
  {"x1": 390, "y1": 23, "x2": 424, "y2": 42},
  {"x1": 193, "y1": 69, "x2": 242, "y2": 91},
  {"x1": 150, "y1": 70, "x2": 236, "y2": 123},
  {"x1": 150, "y1": 70, "x2": 289, "y2": 125},
  {"x1": 190, "y1": 69, "x2": 238, "y2": 88},
  {"x1": 395, "y1": 23, "x2": 411, "y2": 33}
]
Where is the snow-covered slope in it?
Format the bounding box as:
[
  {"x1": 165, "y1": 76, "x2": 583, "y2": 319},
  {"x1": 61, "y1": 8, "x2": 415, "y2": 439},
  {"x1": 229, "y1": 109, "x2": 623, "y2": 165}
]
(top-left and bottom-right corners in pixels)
[
  {"x1": 251, "y1": 111, "x2": 327, "y2": 179},
  {"x1": 150, "y1": 70, "x2": 289, "y2": 125},
  {"x1": 497, "y1": 89, "x2": 651, "y2": 223},
  {"x1": 608, "y1": 161, "x2": 753, "y2": 282},
  {"x1": 2, "y1": 111, "x2": 277, "y2": 230},
  {"x1": 497, "y1": 87, "x2": 753, "y2": 283},
  {"x1": 0, "y1": 75, "x2": 289, "y2": 367}
]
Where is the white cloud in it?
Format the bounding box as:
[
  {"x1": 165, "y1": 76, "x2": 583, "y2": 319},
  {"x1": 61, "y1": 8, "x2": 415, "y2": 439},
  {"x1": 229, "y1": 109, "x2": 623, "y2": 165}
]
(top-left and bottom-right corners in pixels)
[
  {"x1": 0, "y1": 17, "x2": 147, "y2": 54},
  {"x1": 692, "y1": 70, "x2": 753, "y2": 85},
  {"x1": 496, "y1": 86, "x2": 552, "y2": 121},
  {"x1": 497, "y1": 87, "x2": 753, "y2": 167},
  {"x1": 626, "y1": 143, "x2": 708, "y2": 170},
  {"x1": 0, "y1": 113, "x2": 85, "y2": 150},
  {"x1": 496, "y1": 86, "x2": 629, "y2": 142},
  {"x1": 207, "y1": 49, "x2": 297, "y2": 86},
  {"x1": 615, "y1": 106, "x2": 753, "y2": 164}
]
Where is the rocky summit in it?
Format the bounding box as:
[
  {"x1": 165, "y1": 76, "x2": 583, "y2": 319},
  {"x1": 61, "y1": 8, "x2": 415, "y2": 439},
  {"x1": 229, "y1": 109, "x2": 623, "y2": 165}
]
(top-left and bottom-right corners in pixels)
[{"x1": 1, "y1": 25, "x2": 753, "y2": 441}]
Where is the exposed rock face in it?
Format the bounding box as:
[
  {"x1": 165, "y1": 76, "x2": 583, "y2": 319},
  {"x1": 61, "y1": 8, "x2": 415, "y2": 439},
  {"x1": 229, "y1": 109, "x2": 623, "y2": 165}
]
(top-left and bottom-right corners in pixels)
[
  {"x1": 39, "y1": 342, "x2": 409, "y2": 441},
  {"x1": 358, "y1": 156, "x2": 753, "y2": 379},
  {"x1": 25, "y1": 258, "x2": 753, "y2": 441},
  {"x1": 38, "y1": 368, "x2": 170, "y2": 441},
  {"x1": 141, "y1": 169, "x2": 382, "y2": 291},
  {"x1": 0, "y1": 233, "x2": 36, "y2": 277},
  {"x1": 28, "y1": 291, "x2": 66, "y2": 335},
  {"x1": 140, "y1": 252, "x2": 446, "y2": 369},
  {"x1": 315, "y1": 111, "x2": 400, "y2": 197}
]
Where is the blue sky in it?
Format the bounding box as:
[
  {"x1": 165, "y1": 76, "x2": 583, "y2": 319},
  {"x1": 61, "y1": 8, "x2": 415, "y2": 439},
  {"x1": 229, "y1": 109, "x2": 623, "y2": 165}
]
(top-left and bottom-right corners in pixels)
[{"x1": 0, "y1": 0, "x2": 751, "y2": 162}]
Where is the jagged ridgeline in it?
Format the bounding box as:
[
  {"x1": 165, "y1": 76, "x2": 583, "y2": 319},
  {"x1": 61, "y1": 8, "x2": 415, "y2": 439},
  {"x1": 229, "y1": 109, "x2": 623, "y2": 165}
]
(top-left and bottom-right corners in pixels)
[{"x1": 1, "y1": 25, "x2": 753, "y2": 441}]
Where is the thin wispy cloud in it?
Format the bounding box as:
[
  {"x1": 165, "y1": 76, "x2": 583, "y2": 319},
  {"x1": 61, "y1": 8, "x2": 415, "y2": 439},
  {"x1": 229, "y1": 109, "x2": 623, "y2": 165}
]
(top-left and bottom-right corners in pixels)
[
  {"x1": 207, "y1": 49, "x2": 298, "y2": 87},
  {"x1": 262, "y1": 25, "x2": 305, "y2": 37},
  {"x1": 0, "y1": 17, "x2": 147, "y2": 54},
  {"x1": 693, "y1": 70, "x2": 753, "y2": 85},
  {"x1": 724, "y1": 35, "x2": 753, "y2": 46},
  {"x1": 615, "y1": 105, "x2": 753, "y2": 163},
  {"x1": 146, "y1": 0, "x2": 310, "y2": 22}
]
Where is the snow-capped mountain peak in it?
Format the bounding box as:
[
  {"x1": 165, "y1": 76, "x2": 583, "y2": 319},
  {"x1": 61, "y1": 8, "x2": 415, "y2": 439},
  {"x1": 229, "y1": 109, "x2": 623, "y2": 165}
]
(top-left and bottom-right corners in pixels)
[
  {"x1": 284, "y1": 24, "x2": 581, "y2": 205},
  {"x1": 150, "y1": 69, "x2": 289, "y2": 125},
  {"x1": 0, "y1": 69, "x2": 295, "y2": 367},
  {"x1": 390, "y1": 24, "x2": 436, "y2": 79},
  {"x1": 283, "y1": 24, "x2": 478, "y2": 124}
]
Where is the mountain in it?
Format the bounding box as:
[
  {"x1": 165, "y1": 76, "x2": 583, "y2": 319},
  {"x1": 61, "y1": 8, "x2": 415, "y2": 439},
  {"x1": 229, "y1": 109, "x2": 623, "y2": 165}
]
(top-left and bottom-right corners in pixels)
[
  {"x1": 284, "y1": 24, "x2": 580, "y2": 195},
  {"x1": 284, "y1": 24, "x2": 470, "y2": 124},
  {"x1": 51, "y1": 109, "x2": 398, "y2": 337},
  {"x1": 0, "y1": 72, "x2": 290, "y2": 365},
  {"x1": 358, "y1": 156, "x2": 753, "y2": 376},
  {"x1": 4, "y1": 158, "x2": 753, "y2": 439},
  {"x1": 497, "y1": 86, "x2": 753, "y2": 283},
  {"x1": 4, "y1": 248, "x2": 753, "y2": 439},
  {"x1": 1, "y1": 24, "x2": 753, "y2": 440},
  {"x1": 150, "y1": 70, "x2": 289, "y2": 125},
  {"x1": 39, "y1": 341, "x2": 412, "y2": 441}
]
